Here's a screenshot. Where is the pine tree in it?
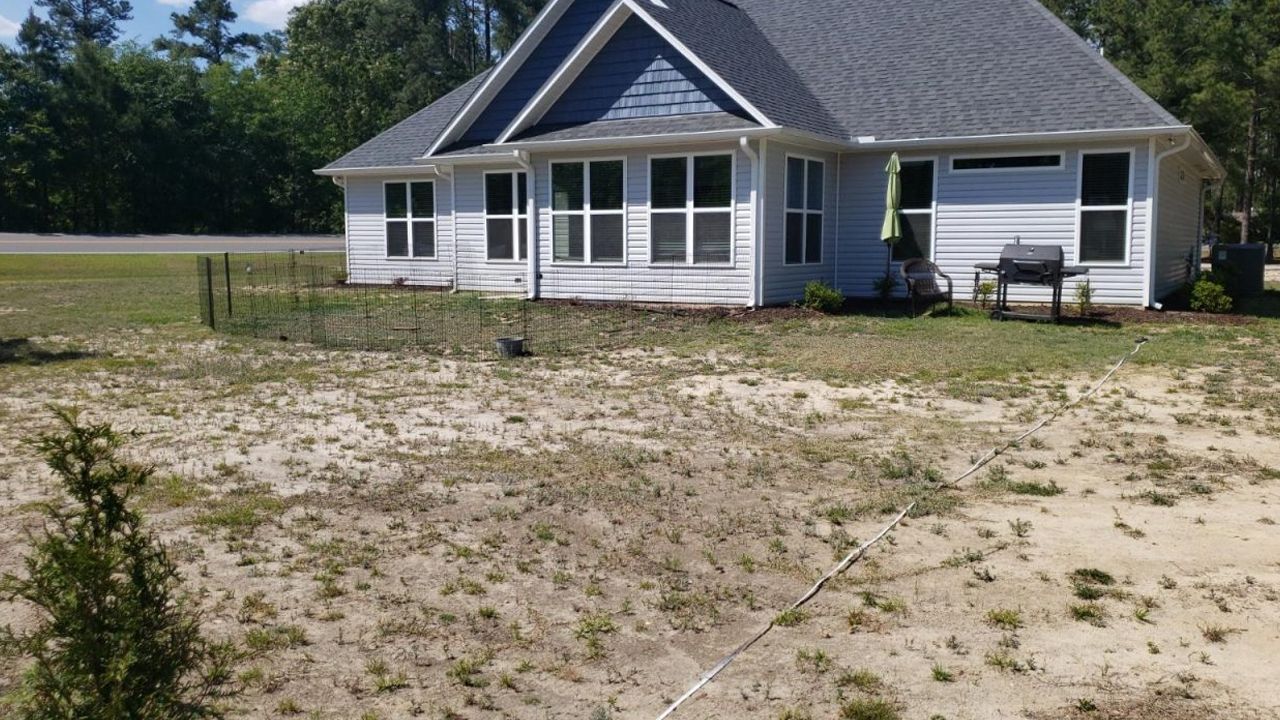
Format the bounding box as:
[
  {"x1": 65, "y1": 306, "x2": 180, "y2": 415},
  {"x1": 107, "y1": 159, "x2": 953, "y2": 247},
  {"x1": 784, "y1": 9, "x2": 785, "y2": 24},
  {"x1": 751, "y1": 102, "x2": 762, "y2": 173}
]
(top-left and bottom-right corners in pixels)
[
  {"x1": 155, "y1": 0, "x2": 262, "y2": 65},
  {"x1": 0, "y1": 408, "x2": 236, "y2": 720},
  {"x1": 32, "y1": 0, "x2": 133, "y2": 46}
]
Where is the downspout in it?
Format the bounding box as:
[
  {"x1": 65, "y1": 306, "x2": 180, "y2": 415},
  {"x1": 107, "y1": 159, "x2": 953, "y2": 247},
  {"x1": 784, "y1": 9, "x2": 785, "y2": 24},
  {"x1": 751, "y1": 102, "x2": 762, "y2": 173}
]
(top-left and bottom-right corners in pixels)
[
  {"x1": 1146, "y1": 134, "x2": 1193, "y2": 310},
  {"x1": 834, "y1": 152, "x2": 842, "y2": 293},
  {"x1": 757, "y1": 138, "x2": 769, "y2": 306},
  {"x1": 437, "y1": 165, "x2": 459, "y2": 291},
  {"x1": 740, "y1": 136, "x2": 760, "y2": 307},
  {"x1": 513, "y1": 150, "x2": 538, "y2": 300},
  {"x1": 334, "y1": 176, "x2": 350, "y2": 279}
]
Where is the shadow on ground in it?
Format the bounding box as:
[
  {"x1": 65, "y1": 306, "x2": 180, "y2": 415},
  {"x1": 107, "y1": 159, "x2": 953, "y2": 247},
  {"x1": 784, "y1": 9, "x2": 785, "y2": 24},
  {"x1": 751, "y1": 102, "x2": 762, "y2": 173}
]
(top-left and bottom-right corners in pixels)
[{"x1": 0, "y1": 338, "x2": 95, "y2": 365}]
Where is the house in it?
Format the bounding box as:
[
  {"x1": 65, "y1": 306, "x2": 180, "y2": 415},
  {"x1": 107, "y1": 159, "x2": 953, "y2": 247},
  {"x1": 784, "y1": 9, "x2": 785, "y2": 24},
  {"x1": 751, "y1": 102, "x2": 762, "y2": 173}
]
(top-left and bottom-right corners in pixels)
[{"x1": 316, "y1": 0, "x2": 1224, "y2": 308}]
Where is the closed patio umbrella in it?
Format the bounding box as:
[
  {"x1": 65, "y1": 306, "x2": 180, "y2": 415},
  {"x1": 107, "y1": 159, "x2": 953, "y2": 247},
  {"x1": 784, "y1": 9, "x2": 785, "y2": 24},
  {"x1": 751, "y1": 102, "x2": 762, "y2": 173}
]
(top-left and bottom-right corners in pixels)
[{"x1": 881, "y1": 152, "x2": 902, "y2": 277}]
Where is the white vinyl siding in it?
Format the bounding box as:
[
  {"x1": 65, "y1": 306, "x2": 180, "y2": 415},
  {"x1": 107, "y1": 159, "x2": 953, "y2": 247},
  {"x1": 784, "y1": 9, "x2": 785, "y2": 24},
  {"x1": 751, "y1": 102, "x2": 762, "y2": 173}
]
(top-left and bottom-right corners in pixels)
[
  {"x1": 345, "y1": 176, "x2": 452, "y2": 286},
  {"x1": 1153, "y1": 151, "x2": 1203, "y2": 301},
  {"x1": 836, "y1": 143, "x2": 1151, "y2": 306},
  {"x1": 537, "y1": 143, "x2": 755, "y2": 304},
  {"x1": 761, "y1": 140, "x2": 838, "y2": 304}
]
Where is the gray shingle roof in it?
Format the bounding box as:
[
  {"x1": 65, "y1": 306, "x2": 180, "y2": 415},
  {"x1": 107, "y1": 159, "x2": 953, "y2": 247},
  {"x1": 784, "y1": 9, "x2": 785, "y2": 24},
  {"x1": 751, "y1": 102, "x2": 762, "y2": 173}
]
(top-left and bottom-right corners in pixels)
[
  {"x1": 321, "y1": 72, "x2": 489, "y2": 171},
  {"x1": 512, "y1": 112, "x2": 758, "y2": 142},
  {"x1": 322, "y1": 0, "x2": 1184, "y2": 171},
  {"x1": 731, "y1": 0, "x2": 1181, "y2": 140}
]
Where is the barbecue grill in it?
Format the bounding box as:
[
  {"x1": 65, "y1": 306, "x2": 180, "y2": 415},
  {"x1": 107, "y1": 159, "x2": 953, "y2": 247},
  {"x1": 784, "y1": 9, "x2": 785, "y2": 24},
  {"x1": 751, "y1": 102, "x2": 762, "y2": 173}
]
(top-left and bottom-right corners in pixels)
[{"x1": 974, "y1": 243, "x2": 1089, "y2": 322}]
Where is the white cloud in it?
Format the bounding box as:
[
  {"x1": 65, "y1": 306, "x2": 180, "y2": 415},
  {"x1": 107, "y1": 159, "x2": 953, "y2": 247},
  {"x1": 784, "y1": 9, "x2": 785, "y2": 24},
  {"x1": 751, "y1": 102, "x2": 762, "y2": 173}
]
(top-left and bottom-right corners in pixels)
[
  {"x1": 0, "y1": 13, "x2": 21, "y2": 39},
  {"x1": 243, "y1": 0, "x2": 309, "y2": 29},
  {"x1": 155, "y1": 0, "x2": 192, "y2": 7}
]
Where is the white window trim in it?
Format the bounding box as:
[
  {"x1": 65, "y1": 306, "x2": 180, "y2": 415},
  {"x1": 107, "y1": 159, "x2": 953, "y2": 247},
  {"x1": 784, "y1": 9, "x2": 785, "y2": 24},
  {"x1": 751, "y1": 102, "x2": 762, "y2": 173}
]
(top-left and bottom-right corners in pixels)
[
  {"x1": 548, "y1": 157, "x2": 628, "y2": 266},
  {"x1": 483, "y1": 170, "x2": 529, "y2": 264},
  {"x1": 1074, "y1": 148, "x2": 1136, "y2": 268},
  {"x1": 783, "y1": 153, "x2": 825, "y2": 266},
  {"x1": 383, "y1": 180, "x2": 437, "y2": 260},
  {"x1": 949, "y1": 151, "x2": 1066, "y2": 174},
  {"x1": 647, "y1": 151, "x2": 737, "y2": 267},
  {"x1": 892, "y1": 156, "x2": 938, "y2": 264}
]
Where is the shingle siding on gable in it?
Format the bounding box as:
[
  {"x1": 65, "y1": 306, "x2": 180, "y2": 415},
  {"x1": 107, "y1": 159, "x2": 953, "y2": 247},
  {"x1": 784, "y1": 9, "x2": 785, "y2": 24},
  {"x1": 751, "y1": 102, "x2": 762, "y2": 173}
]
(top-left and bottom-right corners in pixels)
[
  {"x1": 460, "y1": 0, "x2": 614, "y2": 144},
  {"x1": 538, "y1": 15, "x2": 744, "y2": 127}
]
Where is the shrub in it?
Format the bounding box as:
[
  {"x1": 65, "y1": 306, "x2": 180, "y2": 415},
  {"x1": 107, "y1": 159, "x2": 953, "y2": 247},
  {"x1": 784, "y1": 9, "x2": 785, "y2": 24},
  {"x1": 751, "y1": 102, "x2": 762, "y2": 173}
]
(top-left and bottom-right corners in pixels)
[
  {"x1": 802, "y1": 280, "x2": 845, "y2": 313},
  {"x1": 1074, "y1": 279, "x2": 1094, "y2": 317},
  {"x1": 1189, "y1": 277, "x2": 1233, "y2": 313},
  {"x1": 975, "y1": 281, "x2": 997, "y2": 309},
  {"x1": 0, "y1": 409, "x2": 236, "y2": 720},
  {"x1": 872, "y1": 273, "x2": 899, "y2": 301}
]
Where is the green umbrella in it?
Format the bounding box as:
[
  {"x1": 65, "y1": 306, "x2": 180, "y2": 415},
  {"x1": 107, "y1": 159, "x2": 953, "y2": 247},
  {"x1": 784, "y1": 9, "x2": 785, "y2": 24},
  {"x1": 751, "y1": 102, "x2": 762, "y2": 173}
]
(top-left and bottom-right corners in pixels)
[{"x1": 881, "y1": 152, "x2": 902, "y2": 277}]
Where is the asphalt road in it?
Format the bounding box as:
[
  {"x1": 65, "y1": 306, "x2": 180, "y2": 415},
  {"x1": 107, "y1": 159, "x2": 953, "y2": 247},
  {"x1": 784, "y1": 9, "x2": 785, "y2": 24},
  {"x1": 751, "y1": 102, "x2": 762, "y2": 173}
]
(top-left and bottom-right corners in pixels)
[{"x1": 0, "y1": 233, "x2": 344, "y2": 254}]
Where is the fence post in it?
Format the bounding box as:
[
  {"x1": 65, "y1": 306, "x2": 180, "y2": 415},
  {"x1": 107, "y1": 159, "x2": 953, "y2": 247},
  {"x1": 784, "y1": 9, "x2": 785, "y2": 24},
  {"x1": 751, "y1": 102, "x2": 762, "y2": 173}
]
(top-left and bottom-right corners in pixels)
[
  {"x1": 223, "y1": 252, "x2": 233, "y2": 318},
  {"x1": 203, "y1": 256, "x2": 216, "y2": 331}
]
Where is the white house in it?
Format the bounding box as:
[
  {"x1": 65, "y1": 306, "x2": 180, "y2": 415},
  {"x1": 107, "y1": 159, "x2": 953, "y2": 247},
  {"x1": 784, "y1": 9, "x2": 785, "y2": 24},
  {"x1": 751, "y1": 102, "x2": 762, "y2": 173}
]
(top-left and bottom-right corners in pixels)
[{"x1": 316, "y1": 0, "x2": 1224, "y2": 307}]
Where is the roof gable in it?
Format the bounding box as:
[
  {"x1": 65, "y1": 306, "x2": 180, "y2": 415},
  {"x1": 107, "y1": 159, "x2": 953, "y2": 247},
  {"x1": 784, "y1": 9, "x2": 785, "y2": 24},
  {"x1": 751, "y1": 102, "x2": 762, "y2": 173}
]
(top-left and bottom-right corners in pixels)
[{"x1": 535, "y1": 14, "x2": 747, "y2": 129}]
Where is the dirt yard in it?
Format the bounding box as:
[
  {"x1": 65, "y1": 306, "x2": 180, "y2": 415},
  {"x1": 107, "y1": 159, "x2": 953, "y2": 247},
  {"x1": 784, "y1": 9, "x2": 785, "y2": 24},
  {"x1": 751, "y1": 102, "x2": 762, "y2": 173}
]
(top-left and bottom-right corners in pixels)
[{"x1": 2, "y1": 255, "x2": 1279, "y2": 720}]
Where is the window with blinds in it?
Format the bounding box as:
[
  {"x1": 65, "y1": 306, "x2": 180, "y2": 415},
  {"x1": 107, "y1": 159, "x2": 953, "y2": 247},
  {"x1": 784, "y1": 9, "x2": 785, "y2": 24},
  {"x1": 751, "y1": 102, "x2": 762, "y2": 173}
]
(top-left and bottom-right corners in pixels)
[
  {"x1": 1077, "y1": 152, "x2": 1131, "y2": 264},
  {"x1": 649, "y1": 154, "x2": 733, "y2": 264}
]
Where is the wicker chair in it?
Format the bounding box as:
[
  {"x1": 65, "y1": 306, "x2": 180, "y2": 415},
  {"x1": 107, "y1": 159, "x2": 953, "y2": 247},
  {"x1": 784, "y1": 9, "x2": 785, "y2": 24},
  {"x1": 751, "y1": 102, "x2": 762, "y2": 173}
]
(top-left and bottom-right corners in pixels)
[{"x1": 899, "y1": 258, "x2": 954, "y2": 316}]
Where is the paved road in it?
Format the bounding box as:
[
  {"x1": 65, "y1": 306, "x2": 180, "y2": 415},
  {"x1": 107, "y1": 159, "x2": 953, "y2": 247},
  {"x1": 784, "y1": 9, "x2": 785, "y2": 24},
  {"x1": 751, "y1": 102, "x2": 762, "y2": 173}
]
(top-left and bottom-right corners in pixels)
[{"x1": 0, "y1": 233, "x2": 344, "y2": 254}]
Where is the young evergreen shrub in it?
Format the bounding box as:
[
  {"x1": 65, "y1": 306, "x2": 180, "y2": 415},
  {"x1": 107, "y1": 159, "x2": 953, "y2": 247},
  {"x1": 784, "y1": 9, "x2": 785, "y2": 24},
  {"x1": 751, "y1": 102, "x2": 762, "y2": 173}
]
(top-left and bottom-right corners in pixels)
[
  {"x1": 0, "y1": 408, "x2": 235, "y2": 720},
  {"x1": 802, "y1": 281, "x2": 845, "y2": 313},
  {"x1": 1074, "y1": 279, "x2": 1095, "y2": 317},
  {"x1": 1189, "y1": 277, "x2": 1233, "y2": 313}
]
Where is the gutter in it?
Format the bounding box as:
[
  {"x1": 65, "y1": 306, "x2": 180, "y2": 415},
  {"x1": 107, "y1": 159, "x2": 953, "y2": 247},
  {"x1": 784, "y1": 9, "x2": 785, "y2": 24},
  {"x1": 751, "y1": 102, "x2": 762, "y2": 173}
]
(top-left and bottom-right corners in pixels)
[
  {"x1": 512, "y1": 150, "x2": 538, "y2": 300},
  {"x1": 739, "y1": 137, "x2": 760, "y2": 307},
  {"x1": 853, "y1": 125, "x2": 1193, "y2": 152},
  {"x1": 1145, "y1": 134, "x2": 1194, "y2": 309}
]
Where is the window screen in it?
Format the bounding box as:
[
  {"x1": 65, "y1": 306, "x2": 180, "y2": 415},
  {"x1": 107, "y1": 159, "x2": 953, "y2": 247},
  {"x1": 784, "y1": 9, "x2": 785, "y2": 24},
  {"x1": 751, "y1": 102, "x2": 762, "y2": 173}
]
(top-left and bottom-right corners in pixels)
[
  {"x1": 1081, "y1": 153, "x2": 1131, "y2": 206},
  {"x1": 901, "y1": 161, "x2": 934, "y2": 210},
  {"x1": 1078, "y1": 153, "x2": 1130, "y2": 263},
  {"x1": 651, "y1": 214, "x2": 686, "y2": 263},
  {"x1": 694, "y1": 155, "x2": 732, "y2": 208},
  {"x1": 486, "y1": 173, "x2": 526, "y2": 261},
  {"x1": 785, "y1": 156, "x2": 824, "y2": 264},
  {"x1": 651, "y1": 158, "x2": 687, "y2": 209}
]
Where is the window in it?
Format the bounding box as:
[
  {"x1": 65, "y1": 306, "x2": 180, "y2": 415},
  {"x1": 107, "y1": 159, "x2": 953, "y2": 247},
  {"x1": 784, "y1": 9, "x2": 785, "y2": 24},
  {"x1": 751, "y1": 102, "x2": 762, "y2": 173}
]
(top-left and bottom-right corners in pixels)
[
  {"x1": 485, "y1": 172, "x2": 528, "y2": 261},
  {"x1": 1077, "y1": 151, "x2": 1131, "y2": 264},
  {"x1": 951, "y1": 154, "x2": 1063, "y2": 172},
  {"x1": 892, "y1": 160, "x2": 935, "y2": 262},
  {"x1": 785, "y1": 156, "x2": 824, "y2": 264},
  {"x1": 650, "y1": 154, "x2": 733, "y2": 264},
  {"x1": 551, "y1": 160, "x2": 625, "y2": 263},
  {"x1": 384, "y1": 181, "x2": 435, "y2": 258}
]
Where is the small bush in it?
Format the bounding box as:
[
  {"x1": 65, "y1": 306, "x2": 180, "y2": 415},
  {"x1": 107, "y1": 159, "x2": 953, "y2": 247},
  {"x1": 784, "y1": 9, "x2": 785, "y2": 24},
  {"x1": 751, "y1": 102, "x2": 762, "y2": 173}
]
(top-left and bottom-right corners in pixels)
[
  {"x1": 802, "y1": 281, "x2": 845, "y2": 313},
  {"x1": 1190, "y1": 277, "x2": 1233, "y2": 313},
  {"x1": 0, "y1": 409, "x2": 236, "y2": 720},
  {"x1": 1075, "y1": 279, "x2": 1095, "y2": 316},
  {"x1": 872, "y1": 273, "x2": 900, "y2": 301},
  {"x1": 976, "y1": 281, "x2": 997, "y2": 309}
]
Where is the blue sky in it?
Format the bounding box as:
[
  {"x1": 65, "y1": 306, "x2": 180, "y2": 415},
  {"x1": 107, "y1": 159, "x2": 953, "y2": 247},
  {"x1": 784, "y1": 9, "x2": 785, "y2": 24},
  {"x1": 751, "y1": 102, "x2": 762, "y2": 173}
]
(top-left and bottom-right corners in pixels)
[{"x1": 0, "y1": 0, "x2": 307, "y2": 46}]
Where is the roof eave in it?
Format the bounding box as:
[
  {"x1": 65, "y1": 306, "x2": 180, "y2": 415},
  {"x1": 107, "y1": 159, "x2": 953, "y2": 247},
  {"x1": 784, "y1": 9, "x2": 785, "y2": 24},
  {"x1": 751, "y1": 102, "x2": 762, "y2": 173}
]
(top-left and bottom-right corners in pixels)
[
  {"x1": 488, "y1": 127, "x2": 780, "y2": 153},
  {"x1": 313, "y1": 165, "x2": 444, "y2": 178}
]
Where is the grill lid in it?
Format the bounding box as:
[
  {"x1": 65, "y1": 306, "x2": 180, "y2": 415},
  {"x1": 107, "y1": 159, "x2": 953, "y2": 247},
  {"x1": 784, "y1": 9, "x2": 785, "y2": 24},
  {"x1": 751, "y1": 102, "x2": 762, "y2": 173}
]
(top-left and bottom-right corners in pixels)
[{"x1": 998, "y1": 244, "x2": 1065, "y2": 285}]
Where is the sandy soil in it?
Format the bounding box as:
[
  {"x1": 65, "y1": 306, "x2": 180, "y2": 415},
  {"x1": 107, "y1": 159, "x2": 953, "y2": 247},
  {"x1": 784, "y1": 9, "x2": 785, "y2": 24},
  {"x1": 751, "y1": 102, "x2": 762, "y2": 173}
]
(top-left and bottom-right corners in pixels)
[{"x1": 1, "y1": 335, "x2": 1278, "y2": 720}]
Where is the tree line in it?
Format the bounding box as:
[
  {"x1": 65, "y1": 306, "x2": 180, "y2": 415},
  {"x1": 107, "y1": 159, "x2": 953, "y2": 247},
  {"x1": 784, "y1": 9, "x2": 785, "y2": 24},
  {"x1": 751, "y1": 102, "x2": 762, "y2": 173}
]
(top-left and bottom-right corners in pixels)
[
  {"x1": 1, "y1": 0, "x2": 1276, "y2": 246},
  {"x1": 0, "y1": 0, "x2": 545, "y2": 234}
]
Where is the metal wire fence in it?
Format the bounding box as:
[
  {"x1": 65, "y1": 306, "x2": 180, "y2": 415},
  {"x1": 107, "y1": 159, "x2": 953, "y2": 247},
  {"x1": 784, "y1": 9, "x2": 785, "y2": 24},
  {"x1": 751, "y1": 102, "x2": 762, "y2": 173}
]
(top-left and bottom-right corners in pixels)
[{"x1": 196, "y1": 251, "x2": 719, "y2": 356}]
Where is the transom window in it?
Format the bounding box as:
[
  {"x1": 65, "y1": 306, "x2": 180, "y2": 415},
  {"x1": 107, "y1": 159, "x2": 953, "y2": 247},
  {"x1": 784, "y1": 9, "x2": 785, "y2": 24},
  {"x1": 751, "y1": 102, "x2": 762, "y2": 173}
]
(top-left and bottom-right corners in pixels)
[
  {"x1": 951, "y1": 154, "x2": 1063, "y2": 172},
  {"x1": 1077, "y1": 151, "x2": 1132, "y2": 264},
  {"x1": 785, "y1": 156, "x2": 824, "y2": 265},
  {"x1": 485, "y1": 172, "x2": 528, "y2": 262},
  {"x1": 892, "y1": 159, "x2": 935, "y2": 262},
  {"x1": 551, "y1": 160, "x2": 625, "y2": 264},
  {"x1": 384, "y1": 181, "x2": 435, "y2": 258},
  {"x1": 650, "y1": 154, "x2": 733, "y2": 265}
]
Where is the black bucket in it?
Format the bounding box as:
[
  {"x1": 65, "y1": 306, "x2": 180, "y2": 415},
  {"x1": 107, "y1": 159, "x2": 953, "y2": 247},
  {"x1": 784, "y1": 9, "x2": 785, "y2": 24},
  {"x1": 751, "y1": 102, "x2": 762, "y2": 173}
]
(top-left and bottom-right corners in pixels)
[{"x1": 495, "y1": 337, "x2": 525, "y2": 358}]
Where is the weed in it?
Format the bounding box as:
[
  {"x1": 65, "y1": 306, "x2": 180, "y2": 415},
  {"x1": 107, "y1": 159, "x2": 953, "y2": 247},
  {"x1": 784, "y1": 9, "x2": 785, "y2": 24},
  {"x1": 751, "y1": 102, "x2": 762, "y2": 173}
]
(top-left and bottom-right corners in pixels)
[
  {"x1": 795, "y1": 647, "x2": 833, "y2": 674},
  {"x1": 774, "y1": 608, "x2": 809, "y2": 627},
  {"x1": 837, "y1": 668, "x2": 882, "y2": 691},
  {"x1": 986, "y1": 608, "x2": 1023, "y2": 630},
  {"x1": 1008, "y1": 518, "x2": 1033, "y2": 537},
  {"x1": 931, "y1": 664, "x2": 955, "y2": 682},
  {"x1": 840, "y1": 698, "x2": 900, "y2": 720},
  {"x1": 1069, "y1": 603, "x2": 1107, "y2": 626},
  {"x1": 1200, "y1": 624, "x2": 1236, "y2": 643},
  {"x1": 574, "y1": 613, "x2": 618, "y2": 659}
]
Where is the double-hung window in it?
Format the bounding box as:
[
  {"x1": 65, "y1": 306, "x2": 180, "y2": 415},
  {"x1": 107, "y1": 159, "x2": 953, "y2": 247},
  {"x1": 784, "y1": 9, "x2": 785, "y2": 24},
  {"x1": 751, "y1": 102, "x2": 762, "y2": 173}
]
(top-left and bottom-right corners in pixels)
[
  {"x1": 650, "y1": 154, "x2": 733, "y2": 264},
  {"x1": 785, "y1": 156, "x2": 824, "y2": 264},
  {"x1": 1077, "y1": 151, "x2": 1132, "y2": 264},
  {"x1": 485, "y1": 172, "x2": 528, "y2": 261},
  {"x1": 384, "y1": 181, "x2": 435, "y2": 258},
  {"x1": 551, "y1": 160, "x2": 625, "y2": 263},
  {"x1": 892, "y1": 160, "x2": 935, "y2": 262}
]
